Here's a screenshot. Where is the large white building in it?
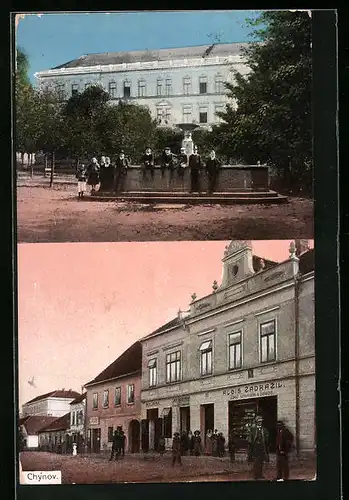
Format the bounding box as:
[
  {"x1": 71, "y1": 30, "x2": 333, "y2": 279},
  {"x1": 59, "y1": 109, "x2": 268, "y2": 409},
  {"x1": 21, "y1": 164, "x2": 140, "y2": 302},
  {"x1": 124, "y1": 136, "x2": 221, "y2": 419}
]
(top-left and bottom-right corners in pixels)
[
  {"x1": 21, "y1": 389, "x2": 81, "y2": 417},
  {"x1": 35, "y1": 43, "x2": 251, "y2": 127}
]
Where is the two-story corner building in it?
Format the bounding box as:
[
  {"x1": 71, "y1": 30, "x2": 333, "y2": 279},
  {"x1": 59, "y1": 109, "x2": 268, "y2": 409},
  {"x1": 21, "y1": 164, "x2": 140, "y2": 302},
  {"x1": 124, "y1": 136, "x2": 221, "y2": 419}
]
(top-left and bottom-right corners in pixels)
[
  {"x1": 140, "y1": 240, "x2": 315, "y2": 457},
  {"x1": 21, "y1": 389, "x2": 82, "y2": 418},
  {"x1": 68, "y1": 392, "x2": 87, "y2": 450},
  {"x1": 84, "y1": 341, "x2": 142, "y2": 454},
  {"x1": 34, "y1": 43, "x2": 251, "y2": 128}
]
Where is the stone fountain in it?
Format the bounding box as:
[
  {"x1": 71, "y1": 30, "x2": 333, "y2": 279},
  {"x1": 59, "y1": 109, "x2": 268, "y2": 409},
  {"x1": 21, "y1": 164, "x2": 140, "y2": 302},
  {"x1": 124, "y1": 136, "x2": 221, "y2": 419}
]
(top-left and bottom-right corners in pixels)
[{"x1": 176, "y1": 123, "x2": 200, "y2": 156}]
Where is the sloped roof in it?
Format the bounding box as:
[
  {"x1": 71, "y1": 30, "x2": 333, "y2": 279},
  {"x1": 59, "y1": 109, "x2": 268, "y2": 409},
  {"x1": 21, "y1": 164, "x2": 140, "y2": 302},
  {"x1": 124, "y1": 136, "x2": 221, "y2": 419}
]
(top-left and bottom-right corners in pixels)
[
  {"x1": 39, "y1": 413, "x2": 70, "y2": 433},
  {"x1": 85, "y1": 341, "x2": 142, "y2": 386},
  {"x1": 19, "y1": 415, "x2": 58, "y2": 435},
  {"x1": 299, "y1": 248, "x2": 315, "y2": 275},
  {"x1": 24, "y1": 390, "x2": 81, "y2": 405},
  {"x1": 52, "y1": 42, "x2": 249, "y2": 69},
  {"x1": 70, "y1": 393, "x2": 87, "y2": 405}
]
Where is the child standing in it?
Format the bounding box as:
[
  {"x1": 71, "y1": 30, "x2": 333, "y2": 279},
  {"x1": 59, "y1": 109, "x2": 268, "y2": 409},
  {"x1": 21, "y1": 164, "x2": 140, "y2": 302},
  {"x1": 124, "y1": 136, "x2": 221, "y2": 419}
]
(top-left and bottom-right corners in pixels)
[{"x1": 76, "y1": 163, "x2": 87, "y2": 199}]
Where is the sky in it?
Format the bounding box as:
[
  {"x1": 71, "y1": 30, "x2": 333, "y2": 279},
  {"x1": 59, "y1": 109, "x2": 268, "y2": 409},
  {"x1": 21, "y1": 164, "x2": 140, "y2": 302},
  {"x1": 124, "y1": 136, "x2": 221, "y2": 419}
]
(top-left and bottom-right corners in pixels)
[
  {"x1": 15, "y1": 11, "x2": 260, "y2": 84},
  {"x1": 17, "y1": 240, "x2": 313, "y2": 408}
]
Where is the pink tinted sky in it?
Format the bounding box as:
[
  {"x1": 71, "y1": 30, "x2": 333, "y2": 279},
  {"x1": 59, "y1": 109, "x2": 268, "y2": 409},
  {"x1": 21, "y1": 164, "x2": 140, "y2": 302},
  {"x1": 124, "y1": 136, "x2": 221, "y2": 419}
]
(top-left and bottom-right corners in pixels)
[{"x1": 17, "y1": 240, "x2": 313, "y2": 408}]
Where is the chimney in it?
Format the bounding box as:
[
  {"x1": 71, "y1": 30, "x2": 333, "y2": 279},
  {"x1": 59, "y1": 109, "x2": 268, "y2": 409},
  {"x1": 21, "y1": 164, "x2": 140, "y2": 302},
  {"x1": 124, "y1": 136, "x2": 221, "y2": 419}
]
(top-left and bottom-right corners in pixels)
[{"x1": 295, "y1": 240, "x2": 309, "y2": 257}]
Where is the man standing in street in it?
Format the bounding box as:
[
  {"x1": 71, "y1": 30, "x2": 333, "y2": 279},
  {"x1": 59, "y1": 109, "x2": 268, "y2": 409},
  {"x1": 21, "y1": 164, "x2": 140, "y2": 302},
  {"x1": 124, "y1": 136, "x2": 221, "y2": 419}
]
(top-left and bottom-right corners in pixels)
[
  {"x1": 177, "y1": 147, "x2": 188, "y2": 183},
  {"x1": 120, "y1": 427, "x2": 126, "y2": 458},
  {"x1": 275, "y1": 420, "x2": 294, "y2": 480},
  {"x1": 189, "y1": 146, "x2": 202, "y2": 194},
  {"x1": 172, "y1": 432, "x2": 182, "y2": 466},
  {"x1": 205, "y1": 149, "x2": 221, "y2": 194},
  {"x1": 250, "y1": 415, "x2": 269, "y2": 480},
  {"x1": 109, "y1": 429, "x2": 122, "y2": 461}
]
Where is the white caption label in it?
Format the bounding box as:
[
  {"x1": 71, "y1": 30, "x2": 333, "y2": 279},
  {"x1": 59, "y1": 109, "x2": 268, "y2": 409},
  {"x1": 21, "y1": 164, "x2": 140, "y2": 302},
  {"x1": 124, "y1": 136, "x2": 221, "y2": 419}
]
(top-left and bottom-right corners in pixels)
[{"x1": 21, "y1": 471, "x2": 62, "y2": 484}]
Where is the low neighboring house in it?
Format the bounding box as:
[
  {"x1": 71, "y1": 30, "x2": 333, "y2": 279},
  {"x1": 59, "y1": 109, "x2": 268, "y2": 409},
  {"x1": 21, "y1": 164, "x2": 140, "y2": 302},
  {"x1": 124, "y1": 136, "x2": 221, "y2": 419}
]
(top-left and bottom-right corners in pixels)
[
  {"x1": 19, "y1": 415, "x2": 58, "y2": 450},
  {"x1": 84, "y1": 341, "x2": 142, "y2": 454},
  {"x1": 68, "y1": 393, "x2": 87, "y2": 452},
  {"x1": 22, "y1": 389, "x2": 81, "y2": 417},
  {"x1": 38, "y1": 413, "x2": 71, "y2": 453}
]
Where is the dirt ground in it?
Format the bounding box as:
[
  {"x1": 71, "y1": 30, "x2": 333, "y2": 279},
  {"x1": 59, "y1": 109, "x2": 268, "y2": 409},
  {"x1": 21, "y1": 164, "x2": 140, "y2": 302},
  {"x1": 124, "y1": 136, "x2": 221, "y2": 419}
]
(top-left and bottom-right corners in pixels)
[
  {"x1": 16, "y1": 181, "x2": 314, "y2": 243},
  {"x1": 19, "y1": 452, "x2": 316, "y2": 484}
]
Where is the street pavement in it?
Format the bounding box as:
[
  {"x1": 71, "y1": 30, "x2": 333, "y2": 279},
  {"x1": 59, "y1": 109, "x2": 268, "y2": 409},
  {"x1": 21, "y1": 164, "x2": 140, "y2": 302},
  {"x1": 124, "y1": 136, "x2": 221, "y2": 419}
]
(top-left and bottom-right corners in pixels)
[{"x1": 20, "y1": 451, "x2": 316, "y2": 484}]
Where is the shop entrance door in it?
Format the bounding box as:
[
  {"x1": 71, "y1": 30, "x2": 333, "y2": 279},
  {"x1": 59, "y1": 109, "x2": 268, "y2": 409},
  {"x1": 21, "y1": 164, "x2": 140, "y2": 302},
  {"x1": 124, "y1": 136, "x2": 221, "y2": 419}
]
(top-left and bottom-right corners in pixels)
[
  {"x1": 180, "y1": 407, "x2": 190, "y2": 433},
  {"x1": 141, "y1": 419, "x2": 149, "y2": 452},
  {"x1": 258, "y1": 396, "x2": 277, "y2": 452},
  {"x1": 201, "y1": 403, "x2": 214, "y2": 435},
  {"x1": 91, "y1": 428, "x2": 101, "y2": 453}
]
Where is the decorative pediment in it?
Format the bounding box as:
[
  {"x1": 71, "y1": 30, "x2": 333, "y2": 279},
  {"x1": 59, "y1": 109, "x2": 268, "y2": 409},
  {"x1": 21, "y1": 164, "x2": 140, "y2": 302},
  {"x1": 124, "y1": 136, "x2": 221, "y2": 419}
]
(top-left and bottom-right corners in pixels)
[
  {"x1": 224, "y1": 240, "x2": 252, "y2": 258},
  {"x1": 156, "y1": 100, "x2": 171, "y2": 107}
]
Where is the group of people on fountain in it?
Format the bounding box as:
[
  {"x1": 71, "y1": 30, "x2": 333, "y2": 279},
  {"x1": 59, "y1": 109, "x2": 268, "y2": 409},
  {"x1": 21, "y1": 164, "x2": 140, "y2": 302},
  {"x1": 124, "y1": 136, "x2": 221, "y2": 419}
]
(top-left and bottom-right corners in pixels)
[{"x1": 75, "y1": 146, "x2": 222, "y2": 198}]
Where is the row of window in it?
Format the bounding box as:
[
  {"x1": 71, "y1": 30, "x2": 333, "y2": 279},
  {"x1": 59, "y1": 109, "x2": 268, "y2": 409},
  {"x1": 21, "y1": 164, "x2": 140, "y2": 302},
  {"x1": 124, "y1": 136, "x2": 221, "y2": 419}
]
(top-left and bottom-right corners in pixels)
[
  {"x1": 56, "y1": 74, "x2": 226, "y2": 100},
  {"x1": 148, "y1": 320, "x2": 276, "y2": 386},
  {"x1": 70, "y1": 409, "x2": 84, "y2": 426},
  {"x1": 92, "y1": 384, "x2": 135, "y2": 410},
  {"x1": 155, "y1": 103, "x2": 225, "y2": 125}
]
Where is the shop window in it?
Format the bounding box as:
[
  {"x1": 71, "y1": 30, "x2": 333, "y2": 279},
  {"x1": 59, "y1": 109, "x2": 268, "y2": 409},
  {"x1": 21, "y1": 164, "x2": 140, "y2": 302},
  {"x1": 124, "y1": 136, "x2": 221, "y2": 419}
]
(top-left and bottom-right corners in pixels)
[
  {"x1": 127, "y1": 384, "x2": 135, "y2": 404},
  {"x1": 108, "y1": 426, "x2": 114, "y2": 442},
  {"x1": 162, "y1": 408, "x2": 172, "y2": 438},
  {"x1": 200, "y1": 340, "x2": 213, "y2": 375},
  {"x1": 148, "y1": 358, "x2": 157, "y2": 387},
  {"x1": 114, "y1": 387, "x2": 121, "y2": 406},
  {"x1": 92, "y1": 393, "x2": 98, "y2": 409},
  {"x1": 199, "y1": 76, "x2": 208, "y2": 94},
  {"x1": 166, "y1": 351, "x2": 181, "y2": 383},
  {"x1": 183, "y1": 76, "x2": 191, "y2": 94},
  {"x1": 260, "y1": 320, "x2": 276, "y2": 363},
  {"x1": 71, "y1": 84, "x2": 79, "y2": 96},
  {"x1": 165, "y1": 78, "x2": 172, "y2": 96},
  {"x1": 108, "y1": 81, "x2": 117, "y2": 98},
  {"x1": 229, "y1": 332, "x2": 242, "y2": 369},
  {"x1": 157, "y1": 78, "x2": 163, "y2": 96},
  {"x1": 103, "y1": 390, "x2": 109, "y2": 408},
  {"x1": 138, "y1": 79, "x2": 146, "y2": 97}
]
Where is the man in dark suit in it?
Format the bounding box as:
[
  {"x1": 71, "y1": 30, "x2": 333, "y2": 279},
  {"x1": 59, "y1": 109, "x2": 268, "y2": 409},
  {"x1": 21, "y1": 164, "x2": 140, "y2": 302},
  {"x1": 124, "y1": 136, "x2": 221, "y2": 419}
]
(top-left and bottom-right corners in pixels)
[
  {"x1": 250, "y1": 415, "x2": 269, "y2": 480},
  {"x1": 177, "y1": 147, "x2": 188, "y2": 181},
  {"x1": 114, "y1": 151, "x2": 129, "y2": 192},
  {"x1": 161, "y1": 147, "x2": 176, "y2": 180},
  {"x1": 189, "y1": 146, "x2": 202, "y2": 193},
  {"x1": 205, "y1": 149, "x2": 221, "y2": 194},
  {"x1": 142, "y1": 147, "x2": 155, "y2": 181},
  {"x1": 275, "y1": 420, "x2": 294, "y2": 480}
]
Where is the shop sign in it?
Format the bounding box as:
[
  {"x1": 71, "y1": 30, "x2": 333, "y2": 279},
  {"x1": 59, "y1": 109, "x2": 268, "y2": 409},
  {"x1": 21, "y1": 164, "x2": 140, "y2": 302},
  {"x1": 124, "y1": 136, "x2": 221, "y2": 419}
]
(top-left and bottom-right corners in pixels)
[
  {"x1": 172, "y1": 395, "x2": 190, "y2": 406},
  {"x1": 144, "y1": 401, "x2": 159, "y2": 407},
  {"x1": 89, "y1": 416, "x2": 99, "y2": 425},
  {"x1": 223, "y1": 381, "x2": 283, "y2": 400}
]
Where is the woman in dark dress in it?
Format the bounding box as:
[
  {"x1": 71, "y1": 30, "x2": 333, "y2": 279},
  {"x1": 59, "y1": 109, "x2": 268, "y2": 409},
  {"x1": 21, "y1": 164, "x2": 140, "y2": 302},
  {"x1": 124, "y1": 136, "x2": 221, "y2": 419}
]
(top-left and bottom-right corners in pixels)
[
  {"x1": 86, "y1": 157, "x2": 100, "y2": 194},
  {"x1": 99, "y1": 156, "x2": 115, "y2": 191}
]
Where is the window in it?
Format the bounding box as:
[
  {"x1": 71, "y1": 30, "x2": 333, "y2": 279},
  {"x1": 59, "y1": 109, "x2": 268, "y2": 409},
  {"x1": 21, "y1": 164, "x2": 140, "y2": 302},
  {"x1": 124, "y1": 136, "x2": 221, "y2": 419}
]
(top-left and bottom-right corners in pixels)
[
  {"x1": 183, "y1": 105, "x2": 192, "y2": 124},
  {"x1": 71, "y1": 412, "x2": 74, "y2": 426},
  {"x1": 148, "y1": 359, "x2": 157, "y2": 387},
  {"x1": 229, "y1": 332, "x2": 242, "y2": 370},
  {"x1": 72, "y1": 411, "x2": 76, "y2": 425},
  {"x1": 71, "y1": 83, "x2": 79, "y2": 96},
  {"x1": 166, "y1": 350, "x2": 181, "y2": 383},
  {"x1": 214, "y1": 104, "x2": 225, "y2": 121},
  {"x1": 200, "y1": 340, "x2": 213, "y2": 376},
  {"x1": 165, "y1": 78, "x2": 172, "y2": 96},
  {"x1": 108, "y1": 81, "x2": 117, "y2": 98},
  {"x1": 108, "y1": 426, "x2": 114, "y2": 442},
  {"x1": 260, "y1": 320, "x2": 276, "y2": 363},
  {"x1": 183, "y1": 76, "x2": 191, "y2": 94},
  {"x1": 77, "y1": 410, "x2": 84, "y2": 425},
  {"x1": 127, "y1": 384, "x2": 135, "y2": 403},
  {"x1": 103, "y1": 389, "x2": 109, "y2": 408},
  {"x1": 156, "y1": 108, "x2": 163, "y2": 122},
  {"x1": 199, "y1": 76, "x2": 208, "y2": 94},
  {"x1": 162, "y1": 408, "x2": 172, "y2": 438},
  {"x1": 114, "y1": 387, "x2": 121, "y2": 406},
  {"x1": 157, "y1": 78, "x2": 163, "y2": 96},
  {"x1": 56, "y1": 83, "x2": 65, "y2": 100},
  {"x1": 215, "y1": 74, "x2": 224, "y2": 93},
  {"x1": 138, "y1": 79, "x2": 146, "y2": 97},
  {"x1": 123, "y1": 81, "x2": 131, "y2": 98},
  {"x1": 92, "y1": 393, "x2": 98, "y2": 409},
  {"x1": 199, "y1": 107, "x2": 208, "y2": 124},
  {"x1": 164, "y1": 108, "x2": 171, "y2": 123}
]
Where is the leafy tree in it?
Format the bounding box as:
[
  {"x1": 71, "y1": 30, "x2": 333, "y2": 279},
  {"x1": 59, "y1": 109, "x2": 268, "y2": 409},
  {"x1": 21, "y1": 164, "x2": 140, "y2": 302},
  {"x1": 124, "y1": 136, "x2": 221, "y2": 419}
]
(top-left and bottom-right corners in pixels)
[
  {"x1": 152, "y1": 126, "x2": 183, "y2": 156},
  {"x1": 16, "y1": 47, "x2": 31, "y2": 88},
  {"x1": 217, "y1": 10, "x2": 312, "y2": 193}
]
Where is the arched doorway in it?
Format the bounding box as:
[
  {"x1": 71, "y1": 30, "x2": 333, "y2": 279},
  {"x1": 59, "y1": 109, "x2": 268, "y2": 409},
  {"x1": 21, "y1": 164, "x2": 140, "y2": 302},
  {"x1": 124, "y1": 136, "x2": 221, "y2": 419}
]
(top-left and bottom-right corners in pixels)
[{"x1": 128, "y1": 420, "x2": 140, "y2": 453}]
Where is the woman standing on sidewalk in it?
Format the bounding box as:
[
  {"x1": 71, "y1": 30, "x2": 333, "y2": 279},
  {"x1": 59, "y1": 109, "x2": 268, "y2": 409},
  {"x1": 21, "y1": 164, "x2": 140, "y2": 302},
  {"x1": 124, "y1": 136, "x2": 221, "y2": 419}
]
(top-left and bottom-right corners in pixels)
[
  {"x1": 86, "y1": 157, "x2": 100, "y2": 194},
  {"x1": 205, "y1": 430, "x2": 213, "y2": 455}
]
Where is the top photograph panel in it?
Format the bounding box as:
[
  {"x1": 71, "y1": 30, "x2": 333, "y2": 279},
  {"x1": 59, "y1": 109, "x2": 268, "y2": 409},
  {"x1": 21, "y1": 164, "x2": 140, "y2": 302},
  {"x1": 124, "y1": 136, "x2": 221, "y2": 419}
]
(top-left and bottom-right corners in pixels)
[{"x1": 15, "y1": 10, "x2": 314, "y2": 242}]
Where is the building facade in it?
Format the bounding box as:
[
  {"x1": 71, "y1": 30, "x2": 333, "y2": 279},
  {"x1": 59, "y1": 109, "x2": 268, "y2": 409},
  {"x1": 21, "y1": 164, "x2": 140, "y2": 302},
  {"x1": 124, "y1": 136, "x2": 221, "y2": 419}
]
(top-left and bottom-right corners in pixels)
[
  {"x1": 38, "y1": 413, "x2": 71, "y2": 452},
  {"x1": 35, "y1": 43, "x2": 250, "y2": 127},
  {"x1": 84, "y1": 342, "x2": 142, "y2": 454},
  {"x1": 19, "y1": 415, "x2": 58, "y2": 449},
  {"x1": 68, "y1": 392, "x2": 86, "y2": 451},
  {"x1": 22, "y1": 389, "x2": 82, "y2": 417},
  {"x1": 139, "y1": 240, "x2": 315, "y2": 456}
]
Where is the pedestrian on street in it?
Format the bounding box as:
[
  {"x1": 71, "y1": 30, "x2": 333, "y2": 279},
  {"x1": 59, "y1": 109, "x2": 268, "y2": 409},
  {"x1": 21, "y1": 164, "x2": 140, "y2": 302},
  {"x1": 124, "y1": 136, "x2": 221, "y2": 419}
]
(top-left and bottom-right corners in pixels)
[
  {"x1": 142, "y1": 147, "x2": 155, "y2": 182},
  {"x1": 158, "y1": 435, "x2": 166, "y2": 456},
  {"x1": 193, "y1": 430, "x2": 202, "y2": 456},
  {"x1": 212, "y1": 429, "x2": 219, "y2": 457},
  {"x1": 86, "y1": 157, "x2": 100, "y2": 194},
  {"x1": 205, "y1": 429, "x2": 213, "y2": 455},
  {"x1": 76, "y1": 163, "x2": 87, "y2": 199},
  {"x1": 250, "y1": 415, "x2": 269, "y2": 480},
  {"x1": 205, "y1": 150, "x2": 221, "y2": 194},
  {"x1": 228, "y1": 431, "x2": 236, "y2": 463},
  {"x1": 275, "y1": 420, "x2": 294, "y2": 481},
  {"x1": 120, "y1": 428, "x2": 126, "y2": 457},
  {"x1": 109, "y1": 429, "x2": 122, "y2": 461},
  {"x1": 172, "y1": 432, "x2": 182, "y2": 466},
  {"x1": 218, "y1": 432, "x2": 226, "y2": 457},
  {"x1": 99, "y1": 156, "x2": 115, "y2": 191},
  {"x1": 177, "y1": 147, "x2": 188, "y2": 182},
  {"x1": 161, "y1": 147, "x2": 176, "y2": 180},
  {"x1": 114, "y1": 151, "x2": 129, "y2": 192},
  {"x1": 246, "y1": 417, "x2": 257, "y2": 463},
  {"x1": 187, "y1": 430, "x2": 194, "y2": 455},
  {"x1": 189, "y1": 146, "x2": 202, "y2": 193},
  {"x1": 180, "y1": 430, "x2": 188, "y2": 456}
]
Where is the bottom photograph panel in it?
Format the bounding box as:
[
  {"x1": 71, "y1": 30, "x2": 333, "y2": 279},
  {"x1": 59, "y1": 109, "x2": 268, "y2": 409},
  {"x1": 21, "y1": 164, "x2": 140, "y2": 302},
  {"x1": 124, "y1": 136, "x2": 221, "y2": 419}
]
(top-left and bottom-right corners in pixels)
[{"x1": 17, "y1": 240, "x2": 316, "y2": 484}]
